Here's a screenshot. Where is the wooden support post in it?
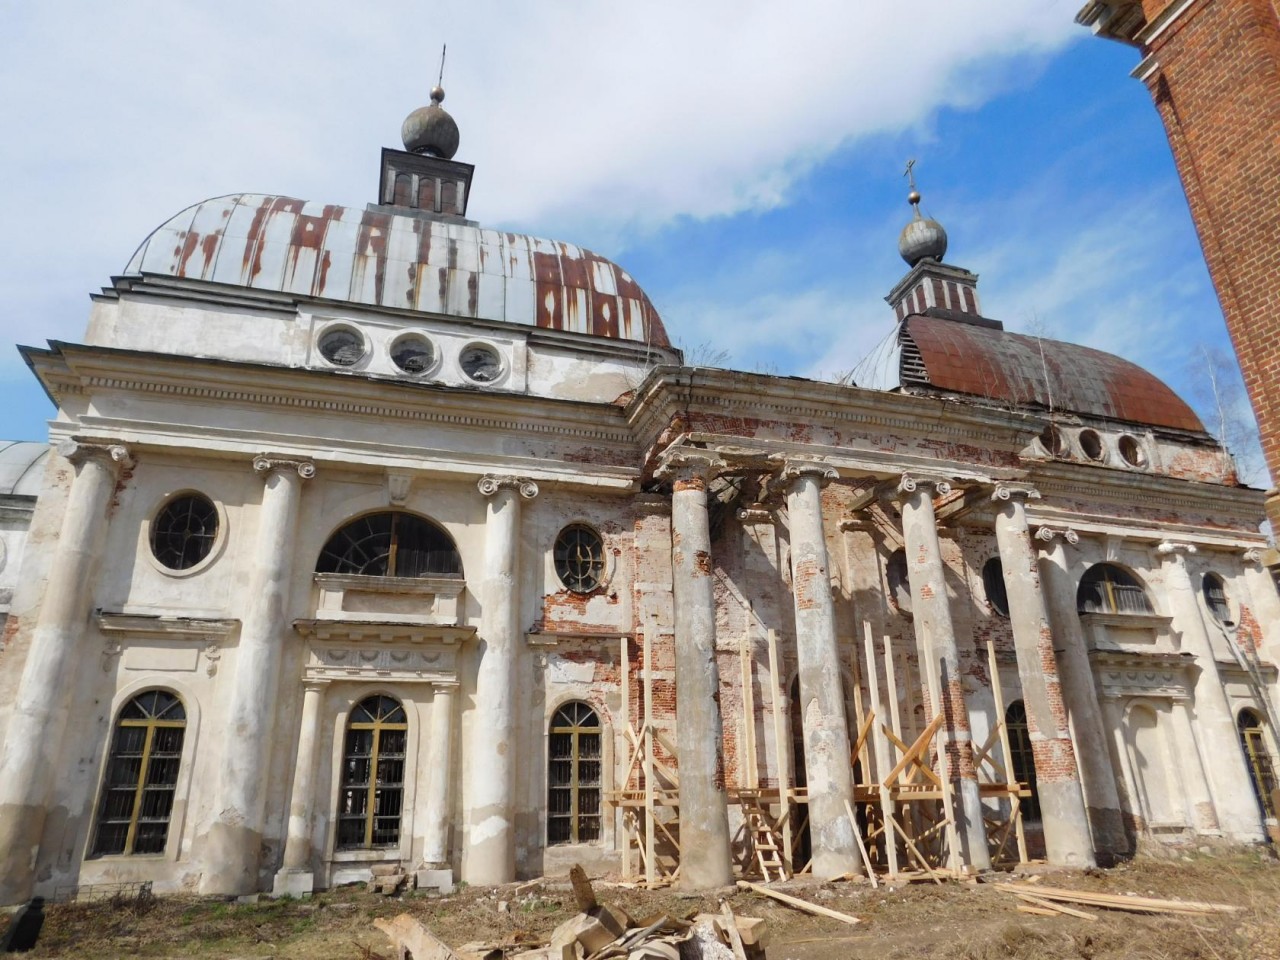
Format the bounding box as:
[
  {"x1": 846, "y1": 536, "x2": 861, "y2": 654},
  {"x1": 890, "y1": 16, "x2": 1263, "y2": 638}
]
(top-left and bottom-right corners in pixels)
[
  {"x1": 987, "y1": 640, "x2": 1027, "y2": 863},
  {"x1": 644, "y1": 624, "x2": 656, "y2": 884},
  {"x1": 849, "y1": 631, "x2": 870, "y2": 784},
  {"x1": 766, "y1": 628, "x2": 793, "y2": 875},
  {"x1": 740, "y1": 621, "x2": 758, "y2": 790},
  {"x1": 621, "y1": 635, "x2": 632, "y2": 881},
  {"x1": 864, "y1": 623, "x2": 899, "y2": 878}
]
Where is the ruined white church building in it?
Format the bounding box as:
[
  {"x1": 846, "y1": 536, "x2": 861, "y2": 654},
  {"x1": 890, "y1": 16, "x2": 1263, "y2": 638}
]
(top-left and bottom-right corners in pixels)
[{"x1": 0, "y1": 88, "x2": 1277, "y2": 904}]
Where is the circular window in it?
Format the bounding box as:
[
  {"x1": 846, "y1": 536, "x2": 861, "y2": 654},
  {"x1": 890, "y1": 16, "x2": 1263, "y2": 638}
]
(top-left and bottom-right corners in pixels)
[
  {"x1": 459, "y1": 343, "x2": 503, "y2": 383},
  {"x1": 1078, "y1": 429, "x2": 1104, "y2": 461},
  {"x1": 1118, "y1": 435, "x2": 1147, "y2": 467},
  {"x1": 318, "y1": 327, "x2": 366, "y2": 367},
  {"x1": 390, "y1": 334, "x2": 436, "y2": 375},
  {"x1": 1039, "y1": 424, "x2": 1068, "y2": 457},
  {"x1": 982, "y1": 557, "x2": 1010, "y2": 617},
  {"x1": 887, "y1": 549, "x2": 912, "y2": 617},
  {"x1": 554, "y1": 524, "x2": 605, "y2": 593},
  {"x1": 151, "y1": 494, "x2": 219, "y2": 571}
]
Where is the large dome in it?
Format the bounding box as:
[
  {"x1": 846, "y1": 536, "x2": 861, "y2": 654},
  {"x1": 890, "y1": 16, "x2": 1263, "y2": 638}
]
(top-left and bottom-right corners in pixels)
[{"x1": 124, "y1": 194, "x2": 669, "y2": 346}]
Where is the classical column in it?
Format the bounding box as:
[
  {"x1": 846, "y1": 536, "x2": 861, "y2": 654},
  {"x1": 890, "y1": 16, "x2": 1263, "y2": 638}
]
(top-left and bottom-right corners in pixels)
[
  {"x1": 1157, "y1": 542, "x2": 1263, "y2": 841},
  {"x1": 896, "y1": 473, "x2": 990, "y2": 871},
  {"x1": 656, "y1": 450, "x2": 733, "y2": 890},
  {"x1": 201, "y1": 455, "x2": 313, "y2": 895},
  {"x1": 421, "y1": 681, "x2": 458, "y2": 869},
  {"x1": 272, "y1": 681, "x2": 326, "y2": 897},
  {"x1": 0, "y1": 440, "x2": 130, "y2": 905},
  {"x1": 990, "y1": 486, "x2": 1095, "y2": 866},
  {"x1": 780, "y1": 460, "x2": 860, "y2": 878},
  {"x1": 464, "y1": 475, "x2": 537, "y2": 885},
  {"x1": 1034, "y1": 526, "x2": 1128, "y2": 857}
]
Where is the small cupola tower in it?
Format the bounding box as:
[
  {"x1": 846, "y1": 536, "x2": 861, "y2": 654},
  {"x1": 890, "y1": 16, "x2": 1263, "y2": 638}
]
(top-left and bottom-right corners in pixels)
[
  {"x1": 377, "y1": 64, "x2": 475, "y2": 220},
  {"x1": 885, "y1": 164, "x2": 987, "y2": 325}
]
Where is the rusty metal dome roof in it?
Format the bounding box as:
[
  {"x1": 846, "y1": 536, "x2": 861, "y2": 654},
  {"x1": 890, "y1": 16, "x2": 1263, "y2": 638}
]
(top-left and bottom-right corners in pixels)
[
  {"x1": 401, "y1": 86, "x2": 460, "y2": 159},
  {"x1": 898, "y1": 209, "x2": 948, "y2": 266},
  {"x1": 124, "y1": 194, "x2": 670, "y2": 346},
  {"x1": 899, "y1": 315, "x2": 1204, "y2": 432}
]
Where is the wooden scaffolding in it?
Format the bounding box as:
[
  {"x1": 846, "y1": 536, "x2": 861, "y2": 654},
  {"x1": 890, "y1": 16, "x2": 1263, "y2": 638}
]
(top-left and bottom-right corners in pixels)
[{"x1": 605, "y1": 623, "x2": 1029, "y2": 885}]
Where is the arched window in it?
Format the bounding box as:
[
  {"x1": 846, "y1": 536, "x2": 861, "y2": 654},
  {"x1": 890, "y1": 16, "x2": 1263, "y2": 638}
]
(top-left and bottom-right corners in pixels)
[
  {"x1": 1077, "y1": 563, "x2": 1154, "y2": 615},
  {"x1": 547, "y1": 702, "x2": 602, "y2": 845},
  {"x1": 91, "y1": 691, "x2": 186, "y2": 857},
  {"x1": 1203, "y1": 573, "x2": 1232, "y2": 625},
  {"x1": 887, "y1": 549, "x2": 912, "y2": 617},
  {"x1": 982, "y1": 557, "x2": 1009, "y2": 617},
  {"x1": 317, "y1": 512, "x2": 461, "y2": 579},
  {"x1": 1006, "y1": 700, "x2": 1040, "y2": 821},
  {"x1": 1238, "y1": 710, "x2": 1278, "y2": 820},
  {"x1": 338, "y1": 696, "x2": 408, "y2": 849}
]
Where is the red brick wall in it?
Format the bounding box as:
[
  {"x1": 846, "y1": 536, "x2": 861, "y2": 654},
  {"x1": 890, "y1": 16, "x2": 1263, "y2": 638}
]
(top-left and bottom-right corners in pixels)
[{"x1": 1135, "y1": 0, "x2": 1280, "y2": 524}]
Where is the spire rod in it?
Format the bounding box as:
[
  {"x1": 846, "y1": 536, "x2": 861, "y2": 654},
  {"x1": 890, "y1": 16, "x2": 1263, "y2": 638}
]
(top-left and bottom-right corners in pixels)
[{"x1": 437, "y1": 43, "x2": 447, "y2": 89}]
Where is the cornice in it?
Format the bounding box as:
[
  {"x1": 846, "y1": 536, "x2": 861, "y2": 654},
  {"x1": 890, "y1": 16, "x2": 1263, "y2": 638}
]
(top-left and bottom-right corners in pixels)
[{"x1": 96, "y1": 613, "x2": 240, "y2": 639}]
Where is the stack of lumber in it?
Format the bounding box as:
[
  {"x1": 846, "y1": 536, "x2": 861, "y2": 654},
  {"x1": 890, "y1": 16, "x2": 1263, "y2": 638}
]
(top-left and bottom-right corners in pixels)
[{"x1": 996, "y1": 883, "x2": 1242, "y2": 921}]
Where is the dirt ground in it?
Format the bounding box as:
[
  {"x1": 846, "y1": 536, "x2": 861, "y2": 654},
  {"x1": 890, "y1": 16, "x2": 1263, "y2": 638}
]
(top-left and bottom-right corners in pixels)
[{"x1": 19, "y1": 849, "x2": 1280, "y2": 960}]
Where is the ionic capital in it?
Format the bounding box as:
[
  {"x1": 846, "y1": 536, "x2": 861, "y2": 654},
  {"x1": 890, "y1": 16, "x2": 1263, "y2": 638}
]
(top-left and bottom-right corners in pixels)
[
  {"x1": 1033, "y1": 525, "x2": 1079, "y2": 546},
  {"x1": 897, "y1": 472, "x2": 952, "y2": 499},
  {"x1": 477, "y1": 474, "x2": 539, "y2": 500},
  {"x1": 990, "y1": 481, "x2": 1041, "y2": 504},
  {"x1": 773, "y1": 456, "x2": 839, "y2": 489},
  {"x1": 654, "y1": 449, "x2": 727, "y2": 485},
  {"x1": 1242, "y1": 548, "x2": 1265, "y2": 565},
  {"x1": 736, "y1": 506, "x2": 776, "y2": 526},
  {"x1": 57, "y1": 439, "x2": 132, "y2": 472},
  {"x1": 253, "y1": 456, "x2": 316, "y2": 480},
  {"x1": 1156, "y1": 541, "x2": 1198, "y2": 563}
]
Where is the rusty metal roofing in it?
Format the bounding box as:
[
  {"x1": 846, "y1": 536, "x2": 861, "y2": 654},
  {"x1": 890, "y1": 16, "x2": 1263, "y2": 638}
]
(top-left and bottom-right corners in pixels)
[
  {"x1": 124, "y1": 194, "x2": 669, "y2": 346},
  {"x1": 900, "y1": 315, "x2": 1204, "y2": 432}
]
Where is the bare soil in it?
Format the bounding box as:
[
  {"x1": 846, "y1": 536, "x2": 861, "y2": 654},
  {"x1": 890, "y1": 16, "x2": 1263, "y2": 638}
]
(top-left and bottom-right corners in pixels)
[{"x1": 20, "y1": 849, "x2": 1280, "y2": 960}]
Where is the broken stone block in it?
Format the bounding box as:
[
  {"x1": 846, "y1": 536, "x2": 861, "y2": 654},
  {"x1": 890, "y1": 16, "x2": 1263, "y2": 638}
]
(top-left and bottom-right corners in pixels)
[
  {"x1": 374, "y1": 913, "x2": 463, "y2": 960},
  {"x1": 417, "y1": 867, "x2": 455, "y2": 894},
  {"x1": 370, "y1": 863, "x2": 404, "y2": 877},
  {"x1": 574, "y1": 903, "x2": 632, "y2": 955}
]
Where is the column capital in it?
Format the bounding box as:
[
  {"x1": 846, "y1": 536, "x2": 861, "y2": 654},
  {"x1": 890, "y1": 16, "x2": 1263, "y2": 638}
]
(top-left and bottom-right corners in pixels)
[
  {"x1": 736, "y1": 505, "x2": 776, "y2": 525},
  {"x1": 56, "y1": 439, "x2": 132, "y2": 472},
  {"x1": 477, "y1": 474, "x2": 539, "y2": 499},
  {"x1": 1242, "y1": 548, "x2": 1265, "y2": 565},
  {"x1": 896, "y1": 472, "x2": 952, "y2": 499},
  {"x1": 431, "y1": 680, "x2": 461, "y2": 694},
  {"x1": 302, "y1": 680, "x2": 329, "y2": 695},
  {"x1": 990, "y1": 481, "x2": 1041, "y2": 503},
  {"x1": 773, "y1": 456, "x2": 839, "y2": 488},
  {"x1": 1034, "y1": 525, "x2": 1079, "y2": 546},
  {"x1": 654, "y1": 449, "x2": 726, "y2": 486},
  {"x1": 1157, "y1": 540, "x2": 1198, "y2": 561},
  {"x1": 253, "y1": 455, "x2": 316, "y2": 480}
]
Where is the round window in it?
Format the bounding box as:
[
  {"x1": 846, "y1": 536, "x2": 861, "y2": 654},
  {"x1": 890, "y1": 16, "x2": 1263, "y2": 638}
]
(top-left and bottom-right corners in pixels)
[
  {"x1": 982, "y1": 557, "x2": 1010, "y2": 617},
  {"x1": 318, "y1": 327, "x2": 366, "y2": 367},
  {"x1": 459, "y1": 343, "x2": 502, "y2": 383},
  {"x1": 151, "y1": 494, "x2": 219, "y2": 571},
  {"x1": 554, "y1": 524, "x2": 605, "y2": 593},
  {"x1": 1118, "y1": 435, "x2": 1147, "y2": 467},
  {"x1": 1079, "y1": 429, "x2": 1104, "y2": 461},
  {"x1": 390, "y1": 334, "x2": 435, "y2": 375},
  {"x1": 1039, "y1": 424, "x2": 1068, "y2": 457}
]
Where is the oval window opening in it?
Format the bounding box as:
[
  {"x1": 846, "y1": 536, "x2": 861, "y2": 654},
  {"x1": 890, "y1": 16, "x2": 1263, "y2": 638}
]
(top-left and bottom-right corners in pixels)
[{"x1": 319, "y1": 328, "x2": 366, "y2": 367}]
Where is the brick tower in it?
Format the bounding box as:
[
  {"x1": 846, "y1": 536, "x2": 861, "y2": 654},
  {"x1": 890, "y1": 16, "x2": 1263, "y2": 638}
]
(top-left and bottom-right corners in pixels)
[{"x1": 1077, "y1": 0, "x2": 1280, "y2": 546}]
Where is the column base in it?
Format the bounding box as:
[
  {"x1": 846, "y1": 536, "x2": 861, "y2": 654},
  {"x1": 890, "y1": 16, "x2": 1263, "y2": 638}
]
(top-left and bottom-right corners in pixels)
[
  {"x1": 415, "y1": 867, "x2": 455, "y2": 894},
  {"x1": 270, "y1": 869, "x2": 315, "y2": 898}
]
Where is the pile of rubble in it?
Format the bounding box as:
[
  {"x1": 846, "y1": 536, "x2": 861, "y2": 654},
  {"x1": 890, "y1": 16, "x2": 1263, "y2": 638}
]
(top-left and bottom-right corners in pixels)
[{"x1": 375, "y1": 866, "x2": 768, "y2": 960}]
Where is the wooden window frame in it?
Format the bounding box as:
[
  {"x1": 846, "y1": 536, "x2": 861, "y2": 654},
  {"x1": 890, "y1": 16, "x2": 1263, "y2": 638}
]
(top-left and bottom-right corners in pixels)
[
  {"x1": 547, "y1": 702, "x2": 603, "y2": 846},
  {"x1": 337, "y1": 696, "x2": 409, "y2": 850}
]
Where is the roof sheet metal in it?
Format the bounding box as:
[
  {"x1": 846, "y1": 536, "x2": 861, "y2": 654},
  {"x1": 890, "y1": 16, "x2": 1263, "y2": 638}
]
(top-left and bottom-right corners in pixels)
[
  {"x1": 125, "y1": 194, "x2": 670, "y2": 347},
  {"x1": 902, "y1": 315, "x2": 1204, "y2": 432}
]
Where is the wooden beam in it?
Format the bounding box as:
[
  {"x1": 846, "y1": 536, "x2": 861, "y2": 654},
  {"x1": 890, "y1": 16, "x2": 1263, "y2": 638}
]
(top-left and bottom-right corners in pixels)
[{"x1": 735, "y1": 880, "x2": 861, "y2": 926}]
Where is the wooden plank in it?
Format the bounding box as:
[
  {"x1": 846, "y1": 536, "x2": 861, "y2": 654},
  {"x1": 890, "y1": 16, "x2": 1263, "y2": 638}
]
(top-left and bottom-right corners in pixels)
[
  {"x1": 996, "y1": 884, "x2": 1241, "y2": 915},
  {"x1": 1017, "y1": 904, "x2": 1059, "y2": 917},
  {"x1": 882, "y1": 714, "x2": 945, "y2": 787},
  {"x1": 1014, "y1": 892, "x2": 1096, "y2": 921},
  {"x1": 620, "y1": 635, "x2": 632, "y2": 881},
  {"x1": 735, "y1": 880, "x2": 861, "y2": 926},
  {"x1": 863, "y1": 624, "x2": 898, "y2": 879},
  {"x1": 719, "y1": 900, "x2": 750, "y2": 960},
  {"x1": 740, "y1": 619, "x2": 759, "y2": 790},
  {"x1": 844, "y1": 797, "x2": 879, "y2": 888},
  {"x1": 886, "y1": 815, "x2": 942, "y2": 885},
  {"x1": 644, "y1": 625, "x2": 656, "y2": 884},
  {"x1": 766, "y1": 627, "x2": 793, "y2": 876},
  {"x1": 987, "y1": 640, "x2": 1026, "y2": 864}
]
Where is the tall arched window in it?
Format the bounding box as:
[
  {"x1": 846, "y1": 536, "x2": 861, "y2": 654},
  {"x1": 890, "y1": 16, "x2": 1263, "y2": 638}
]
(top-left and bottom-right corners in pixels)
[
  {"x1": 317, "y1": 512, "x2": 461, "y2": 578},
  {"x1": 1006, "y1": 700, "x2": 1040, "y2": 821},
  {"x1": 338, "y1": 696, "x2": 408, "y2": 849},
  {"x1": 547, "y1": 702, "x2": 602, "y2": 845},
  {"x1": 1077, "y1": 563, "x2": 1154, "y2": 615},
  {"x1": 887, "y1": 549, "x2": 912, "y2": 617},
  {"x1": 91, "y1": 690, "x2": 186, "y2": 857},
  {"x1": 1238, "y1": 710, "x2": 1278, "y2": 820}
]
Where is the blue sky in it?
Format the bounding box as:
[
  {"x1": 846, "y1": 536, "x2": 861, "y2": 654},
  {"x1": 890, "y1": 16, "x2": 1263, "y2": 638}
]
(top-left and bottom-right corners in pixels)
[{"x1": 0, "y1": 2, "x2": 1263, "y2": 483}]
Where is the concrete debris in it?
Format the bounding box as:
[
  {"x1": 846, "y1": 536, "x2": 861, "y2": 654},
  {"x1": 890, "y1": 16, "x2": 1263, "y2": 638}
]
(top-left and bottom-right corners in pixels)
[{"x1": 374, "y1": 913, "x2": 463, "y2": 960}]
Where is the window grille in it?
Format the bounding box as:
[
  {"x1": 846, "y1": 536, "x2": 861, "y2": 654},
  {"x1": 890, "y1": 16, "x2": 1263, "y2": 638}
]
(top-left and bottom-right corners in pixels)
[
  {"x1": 1077, "y1": 564, "x2": 1154, "y2": 615},
  {"x1": 317, "y1": 512, "x2": 462, "y2": 578},
  {"x1": 547, "y1": 702, "x2": 602, "y2": 845},
  {"x1": 1203, "y1": 573, "x2": 1232, "y2": 624},
  {"x1": 982, "y1": 557, "x2": 1009, "y2": 617},
  {"x1": 1005, "y1": 700, "x2": 1040, "y2": 821},
  {"x1": 150, "y1": 495, "x2": 218, "y2": 570},
  {"x1": 554, "y1": 524, "x2": 605, "y2": 594},
  {"x1": 91, "y1": 691, "x2": 186, "y2": 857},
  {"x1": 1239, "y1": 710, "x2": 1278, "y2": 820},
  {"x1": 338, "y1": 696, "x2": 408, "y2": 849}
]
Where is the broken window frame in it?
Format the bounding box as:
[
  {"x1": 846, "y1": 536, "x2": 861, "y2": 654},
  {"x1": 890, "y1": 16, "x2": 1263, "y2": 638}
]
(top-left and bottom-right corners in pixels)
[
  {"x1": 554, "y1": 523, "x2": 606, "y2": 594},
  {"x1": 1202, "y1": 572, "x2": 1232, "y2": 624},
  {"x1": 547, "y1": 701, "x2": 603, "y2": 846},
  {"x1": 337, "y1": 695, "x2": 409, "y2": 850},
  {"x1": 1076, "y1": 563, "x2": 1154, "y2": 615},
  {"x1": 1238, "y1": 709, "x2": 1278, "y2": 820},
  {"x1": 1005, "y1": 699, "x2": 1041, "y2": 822},
  {"x1": 90, "y1": 690, "x2": 187, "y2": 858},
  {"x1": 316, "y1": 511, "x2": 462, "y2": 579}
]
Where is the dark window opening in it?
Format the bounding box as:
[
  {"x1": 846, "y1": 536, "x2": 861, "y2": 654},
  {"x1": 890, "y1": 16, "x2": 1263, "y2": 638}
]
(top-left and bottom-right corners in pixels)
[
  {"x1": 982, "y1": 556, "x2": 1009, "y2": 617},
  {"x1": 338, "y1": 696, "x2": 408, "y2": 849},
  {"x1": 317, "y1": 512, "x2": 462, "y2": 578},
  {"x1": 1006, "y1": 700, "x2": 1040, "y2": 821},
  {"x1": 1203, "y1": 573, "x2": 1232, "y2": 624},
  {"x1": 887, "y1": 549, "x2": 912, "y2": 617},
  {"x1": 554, "y1": 524, "x2": 605, "y2": 594},
  {"x1": 547, "y1": 702, "x2": 602, "y2": 845},
  {"x1": 91, "y1": 691, "x2": 186, "y2": 857},
  {"x1": 151, "y1": 494, "x2": 218, "y2": 570},
  {"x1": 1077, "y1": 563, "x2": 1154, "y2": 615}
]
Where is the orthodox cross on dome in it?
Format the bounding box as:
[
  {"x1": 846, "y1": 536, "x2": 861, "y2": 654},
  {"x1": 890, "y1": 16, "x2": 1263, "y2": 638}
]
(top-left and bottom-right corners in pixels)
[{"x1": 903, "y1": 158, "x2": 921, "y2": 206}]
